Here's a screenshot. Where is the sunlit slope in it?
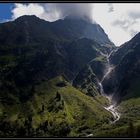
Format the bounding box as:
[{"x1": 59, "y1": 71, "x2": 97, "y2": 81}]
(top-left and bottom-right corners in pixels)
[{"x1": 0, "y1": 76, "x2": 113, "y2": 137}]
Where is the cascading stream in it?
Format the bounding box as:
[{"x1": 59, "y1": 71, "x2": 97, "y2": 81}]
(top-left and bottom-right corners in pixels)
[
  {"x1": 98, "y1": 50, "x2": 120, "y2": 124},
  {"x1": 87, "y1": 49, "x2": 120, "y2": 137}
]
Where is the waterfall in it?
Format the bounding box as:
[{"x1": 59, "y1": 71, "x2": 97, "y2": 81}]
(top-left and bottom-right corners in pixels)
[{"x1": 98, "y1": 50, "x2": 121, "y2": 124}]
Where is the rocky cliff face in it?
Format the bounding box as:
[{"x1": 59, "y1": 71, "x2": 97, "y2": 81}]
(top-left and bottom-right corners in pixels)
[{"x1": 103, "y1": 33, "x2": 140, "y2": 102}]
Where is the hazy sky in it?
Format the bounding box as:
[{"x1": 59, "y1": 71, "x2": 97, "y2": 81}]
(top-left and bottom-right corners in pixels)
[{"x1": 1, "y1": 3, "x2": 140, "y2": 46}]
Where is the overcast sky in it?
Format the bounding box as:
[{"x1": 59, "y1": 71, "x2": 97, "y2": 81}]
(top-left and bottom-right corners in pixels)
[{"x1": 1, "y1": 3, "x2": 140, "y2": 46}]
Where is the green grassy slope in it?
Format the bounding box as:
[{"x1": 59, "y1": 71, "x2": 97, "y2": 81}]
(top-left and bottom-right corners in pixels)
[
  {"x1": 91, "y1": 77, "x2": 140, "y2": 137},
  {"x1": 0, "y1": 76, "x2": 113, "y2": 137}
]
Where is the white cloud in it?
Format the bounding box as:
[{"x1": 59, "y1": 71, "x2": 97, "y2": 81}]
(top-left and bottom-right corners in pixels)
[
  {"x1": 11, "y1": 3, "x2": 140, "y2": 46},
  {"x1": 11, "y1": 3, "x2": 94, "y2": 22},
  {"x1": 11, "y1": 4, "x2": 44, "y2": 19},
  {"x1": 92, "y1": 3, "x2": 140, "y2": 46},
  {"x1": 42, "y1": 3, "x2": 94, "y2": 21}
]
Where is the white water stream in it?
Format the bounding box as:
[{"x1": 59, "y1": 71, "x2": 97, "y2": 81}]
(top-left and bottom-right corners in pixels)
[
  {"x1": 86, "y1": 49, "x2": 120, "y2": 137},
  {"x1": 99, "y1": 50, "x2": 121, "y2": 124}
]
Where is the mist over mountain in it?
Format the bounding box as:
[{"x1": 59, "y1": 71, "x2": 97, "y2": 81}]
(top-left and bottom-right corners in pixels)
[{"x1": 0, "y1": 15, "x2": 140, "y2": 137}]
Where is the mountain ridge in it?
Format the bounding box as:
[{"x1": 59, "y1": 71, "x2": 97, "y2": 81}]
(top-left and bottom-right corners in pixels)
[
  {"x1": 0, "y1": 15, "x2": 114, "y2": 46},
  {"x1": 0, "y1": 15, "x2": 140, "y2": 137}
]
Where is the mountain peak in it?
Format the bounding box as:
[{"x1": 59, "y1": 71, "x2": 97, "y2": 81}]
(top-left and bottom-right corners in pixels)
[{"x1": 15, "y1": 15, "x2": 43, "y2": 22}]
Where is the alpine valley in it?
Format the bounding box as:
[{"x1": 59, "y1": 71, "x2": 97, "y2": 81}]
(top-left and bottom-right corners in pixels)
[{"x1": 0, "y1": 15, "x2": 140, "y2": 137}]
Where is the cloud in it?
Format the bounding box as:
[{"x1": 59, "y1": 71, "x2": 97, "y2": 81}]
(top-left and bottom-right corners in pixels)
[
  {"x1": 92, "y1": 3, "x2": 140, "y2": 46},
  {"x1": 42, "y1": 3, "x2": 94, "y2": 22},
  {"x1": 108, "y1": 4, "x2": 114, "y2": 12},
  {"x1": 11, "y1": 3, "x2": 94, "y2": 22},
  {"x1": 11, "y1": 4, "x2": 44, "y2": 19},
  {"x1": 11, "y1": 3, "x2": 140, "y2": 46}
]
